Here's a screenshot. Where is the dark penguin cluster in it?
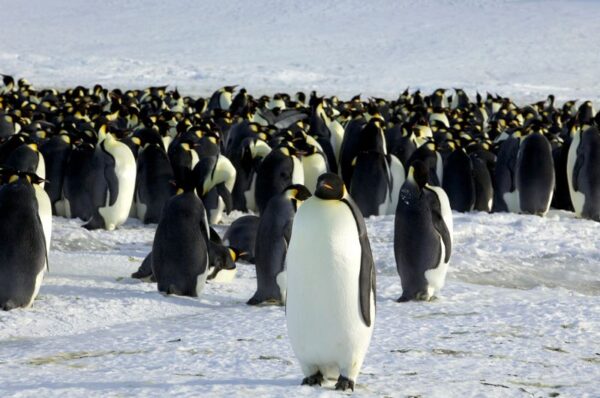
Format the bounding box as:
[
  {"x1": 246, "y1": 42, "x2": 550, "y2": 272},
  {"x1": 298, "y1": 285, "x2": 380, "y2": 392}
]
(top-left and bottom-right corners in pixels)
[{"x1": 2, "y1": 75, "x2": 599, "y2": 308}]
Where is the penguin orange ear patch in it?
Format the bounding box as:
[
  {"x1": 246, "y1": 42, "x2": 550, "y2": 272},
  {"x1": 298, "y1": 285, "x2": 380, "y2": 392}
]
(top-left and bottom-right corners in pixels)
[{"x1": 9, "y1": 175, "x2": 19, "y2": 183}]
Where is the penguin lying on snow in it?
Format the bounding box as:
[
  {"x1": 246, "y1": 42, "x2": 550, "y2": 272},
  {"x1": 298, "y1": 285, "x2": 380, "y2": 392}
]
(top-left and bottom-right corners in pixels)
[
  {"x1": 0, "y1": 170, "x2": 49, "y2": 311},
  {"x1": 394, "y1": 160, "x2": 453, "y2": 302},
  {"x1": 286, "y1": 173, "x2": 375, "y2": 391}
]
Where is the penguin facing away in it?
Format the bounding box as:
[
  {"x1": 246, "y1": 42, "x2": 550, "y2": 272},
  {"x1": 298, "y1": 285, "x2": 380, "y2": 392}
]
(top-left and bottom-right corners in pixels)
[
  {"x1": 286, "y1": 173, "x2": 375, "y2": 391},
  {"x1": 248, "y1": 184, "x2": 311, "y2": 306},
  {"x1": 394, "y1": 161, "x2": 452, "y2": 302},
  {"x1": 0, "y1": 170, "x2": 48, "y2": 310},
  {"x1": 151, "y1": 170, "x2": 210, "y2": 297}
]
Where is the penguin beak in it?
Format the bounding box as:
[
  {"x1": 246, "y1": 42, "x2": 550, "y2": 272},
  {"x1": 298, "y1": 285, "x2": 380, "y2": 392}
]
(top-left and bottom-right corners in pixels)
[{"x1": 322, "y1": 183, "x2": 333, "y2": 190}]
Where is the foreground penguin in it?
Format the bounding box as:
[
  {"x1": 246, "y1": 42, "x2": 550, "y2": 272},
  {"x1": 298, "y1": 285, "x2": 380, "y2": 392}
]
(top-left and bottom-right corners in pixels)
[
  {"x1": 394, "y1": 161, "x2": 452, "y2": 302},
  {"x1": 151, "y1": 170, "x2": 210, "y2": 297},
  {"x1": 0, "y1": 170, "x2": 48, "y2": 310},
  {"x1": 286, "y1": 173, "x2": 375, "y2": 391},
  {"x1": 567, "y1": 126, "x2": 600, "y2": 221},
  {"x1": 248, "y1": 184, "x2": 311, "y2": 306}
]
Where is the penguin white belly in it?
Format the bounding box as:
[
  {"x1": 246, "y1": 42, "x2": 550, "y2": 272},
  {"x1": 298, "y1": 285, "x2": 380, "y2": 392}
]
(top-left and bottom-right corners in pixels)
[
  {"x1": 291, "y1": 156, "x2": 305, "y2": 185},
  {"x1": 435, "y1": 151, "x2": 444, "y2": 185},
  {"x1": 244, "y1": 174, "x2": 258, "y2": 212},
  {"x1": 61, "y1": 198, "x2": 71, "y2": 218},
  {"x1": 27, "y1": 267, "x2": 46, "y2": 308},
  {"x1": 98, "y1": 140, "x2": 136, "y2": 230},
  {"x1": 302, "y1": 154, "x2": 327, "y2": 193},
  {"x1": 36, "y1": 153, "x2": 46, "y2": 189},
  {"x1": 503, "y1": 190, "x2": 521, "y2": 214},
  {"x1": 327, "y1": 120, "x2": 345, "y2": 162},
  {"x1": 34, "y1": 185, "x2": 52, "y2": 256},
  {"x1": 210, "y1": 267, "x2": 237, "y2": 283},
  {"x1": 386, "y1": 155, "x2": 406, "y2": 215},
  {"x1": 566, "y1": 131, "x2": 586, "y2": 216},
  {"x1": 215, "y1": 155, "x2": 237, "y2": 192},
  {"x1": 426, "y1": 184, "x2": 454, "y2": 235},
  {"x1": 209, "y1": 197, "x2": 225, "y2": 225},
  {"x1": 424, "y1": 237, "x2": 448, "y2": 299},
  {"x1": 276, "y1": 269, "x2": 287, "y2": 304},
  {"x1": 195, "y1": 252, "x2": 210, "y2": 296},
  {"x1": 286, "y1": 199, "x2": 374, "y2": 380}
]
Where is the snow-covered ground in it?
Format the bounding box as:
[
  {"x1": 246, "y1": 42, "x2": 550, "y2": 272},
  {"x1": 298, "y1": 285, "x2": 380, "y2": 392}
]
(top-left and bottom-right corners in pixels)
[
  {"x1": 2, "y1": 0, "x2": 600, "y2": 396},
  {"x1": 2, "y1": 0, "x2": 600, "y2": 103},
  {"x1": 1, "y1": 211, "x2": 599, "y2": 397}
]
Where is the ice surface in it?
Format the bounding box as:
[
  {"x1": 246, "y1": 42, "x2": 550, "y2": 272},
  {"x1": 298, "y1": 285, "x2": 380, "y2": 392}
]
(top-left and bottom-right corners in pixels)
[{"x1": 1, "y1": 0, "x2": 600, "y2": 396}]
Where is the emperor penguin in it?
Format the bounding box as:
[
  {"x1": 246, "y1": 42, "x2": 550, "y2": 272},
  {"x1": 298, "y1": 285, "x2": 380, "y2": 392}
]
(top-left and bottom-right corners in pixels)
[
  {"x1": 207, "y1": 86, "x2": 236, "y2": 111},
  {"x1": 299, "y1": 143, "x2": 328, "y2": 193},
  {"x1": 4, "y1": 143, "x2": 46, "y2": 188},
  {"x1": 442, "y1": 148, "x2": 475, "y2": 212},
  {"x1": 567, "y1": 126, "x2": 600, "y2": 221},
  {"x1": 151, "y1": 170, "x2": 210, "y2": 297},
  {"x1": 514, "y1": 131, "x2": 555, "y2": 215},
  {"x1": 248, "y1": 184, "x2": 311, "y2": 306},
  {"x1": 39, "y1": 133, "x2": 72, "y2": 215},
  {"x1": 84, "y1": 133, "x2": 137, "y2": 230},
  {"x1": 223, "y1": 215, "x2": 260, "y2": 263},
  {"x1": 194, "y1": 153, "x2": 237, "y2": 224},
  {"x1": 394, "y1": 161, "x2": 452, "y2": 302},
  {"x1": 255, "y1": 143, "x2": 304, "y2": 214},
  {"x1": 0, "y1": 171, "x2": 48, "y2": 310},
  {"x1": 286, "y1": 173, "x2": 376, "y2": 391},
  {"x1": 135, "y1": 141, "x2": 175, "y2": 224}
]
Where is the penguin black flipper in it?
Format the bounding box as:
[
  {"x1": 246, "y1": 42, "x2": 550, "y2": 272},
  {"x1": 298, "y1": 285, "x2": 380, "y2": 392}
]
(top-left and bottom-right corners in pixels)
[
  {"x1": 103, "y1": 151, "x2": 119, "y2": 206},
  {"x1": 424, "y1": 187, "x2": 452, "y2": 263},
  {"x1": 342, "y1": 196, "x2": 375, "y2": 327},
  {"x1": 132, "y1": 252, "x2": 155, "y2": 281},
  {"x1": 573, "y1": 147, "x2": 584, "y2": 192},
  {"x1": 216, "y1": 182, "x2": 233, "y2": 214}
]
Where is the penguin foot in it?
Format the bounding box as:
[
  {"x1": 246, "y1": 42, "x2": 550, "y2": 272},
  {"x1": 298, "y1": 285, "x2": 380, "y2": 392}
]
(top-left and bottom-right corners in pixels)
[
  {"x1": 334, "y1": 375, "x2": 354, "y2": 391},
  {"x1": 301, "y1": 371, "x2": 323, "y2": 386},
  {"x1": 396, "y1": 295, "x2": 413, "y2": 303}
]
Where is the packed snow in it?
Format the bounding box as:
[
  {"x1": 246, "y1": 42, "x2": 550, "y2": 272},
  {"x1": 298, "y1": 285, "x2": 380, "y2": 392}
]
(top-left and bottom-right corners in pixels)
[{"x1": 1, "y1": 0, "x2": 600, "y2": 397}]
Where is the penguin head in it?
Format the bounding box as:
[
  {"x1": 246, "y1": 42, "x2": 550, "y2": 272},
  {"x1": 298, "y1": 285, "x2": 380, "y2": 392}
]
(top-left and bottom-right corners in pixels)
[
  {"x1": 407, "y1": 160, "x2": 428, "y2": 190},
  {"x1": 0, "y1": 168, "x2": 46, "y2": 186},
  {"x1": 284, "y1": 184, "x2": 312, "y2": 210},
  {"x1": 315, "y1": 173, "x2": 345, "y2": 200}
]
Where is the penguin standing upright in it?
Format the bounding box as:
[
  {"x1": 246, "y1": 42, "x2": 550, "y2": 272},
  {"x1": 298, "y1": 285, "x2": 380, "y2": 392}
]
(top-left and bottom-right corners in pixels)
[
  {"x1": 286, "y1": 173, "x2": 375, "y2": 391},
  {"x1": 151, "y1": 170, "x2": 210, "y2": 297},
  {"x1": 515, "y1": 131, "x2": 555, "y2": 215},
  {"x1": 442, "y1": 148, "x2": 475, "y2": 212},
  {"x1": 248, "y1": 184, "x2": 311, "y2": 306},
  {"x1": 394, "y1": 161, "x2": 452, "y2": 302},
  {"x1": 135, "y1": 141, "x2": 174, "y2": 224},
  {"x1": 39, "y1": 133, "x2": 72, "y2": 215},
  {"x1": 0, "y1": 171, "x2": 48, "y2": 310},
  {"x1": 84, "y1": 133, "x2": 137, "y2": 230},
  {"x1": 567, "y1": 126, "x2": 600, "y2": 221}
]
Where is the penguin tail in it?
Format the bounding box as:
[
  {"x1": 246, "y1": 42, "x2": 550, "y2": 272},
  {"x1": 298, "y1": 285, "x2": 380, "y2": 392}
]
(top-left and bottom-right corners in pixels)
[
  {"x1": 1, "y1": 300, "x2": 17, "y2": 311},
  {"x1": 166, "y1": 285, "x2": 183, "y2": 296}
]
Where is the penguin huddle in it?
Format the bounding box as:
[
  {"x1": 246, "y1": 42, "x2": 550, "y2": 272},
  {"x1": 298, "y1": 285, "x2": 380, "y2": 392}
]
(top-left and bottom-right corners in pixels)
[{"x1": 3, "y1": 75, "x2": 600, "y2": 391}]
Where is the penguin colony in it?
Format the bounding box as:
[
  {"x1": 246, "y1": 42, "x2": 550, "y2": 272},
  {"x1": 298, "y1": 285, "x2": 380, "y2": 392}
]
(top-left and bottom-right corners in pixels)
[{"x1": 1, "y1": 74, "x2": 600, "y2": 391}]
